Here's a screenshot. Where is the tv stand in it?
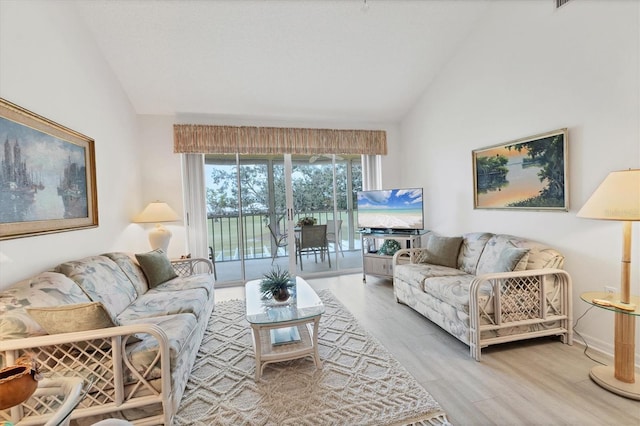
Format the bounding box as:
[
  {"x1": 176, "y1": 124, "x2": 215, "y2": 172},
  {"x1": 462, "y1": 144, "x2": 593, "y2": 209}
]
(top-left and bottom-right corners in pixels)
[{"x1": 360, "y1": 230, "x2": 426, "y2": 282}]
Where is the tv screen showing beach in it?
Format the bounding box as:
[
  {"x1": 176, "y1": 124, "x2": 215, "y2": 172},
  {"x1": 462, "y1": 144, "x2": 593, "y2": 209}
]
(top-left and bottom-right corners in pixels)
[{"x1": 357, "y1": 188, "x2": 424, "y2": 230}]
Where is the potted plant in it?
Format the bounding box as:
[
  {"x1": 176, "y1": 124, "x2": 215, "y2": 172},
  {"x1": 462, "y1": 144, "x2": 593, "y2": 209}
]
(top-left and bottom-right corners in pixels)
[
  {"x1": 296, "y1": 216, "x2": 317, "y2": 227},
  {"x1": 260, "y1": 266, "x2": 295, "y2": 302}
]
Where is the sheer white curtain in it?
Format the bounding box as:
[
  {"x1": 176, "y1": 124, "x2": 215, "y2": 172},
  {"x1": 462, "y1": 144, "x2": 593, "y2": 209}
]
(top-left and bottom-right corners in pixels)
[
  {"x1": 361, "y1": 154, "x2": 382, "y2": 190},
  {"x1": 181, "y1": 154, "x2": 208, "y2": 260}
]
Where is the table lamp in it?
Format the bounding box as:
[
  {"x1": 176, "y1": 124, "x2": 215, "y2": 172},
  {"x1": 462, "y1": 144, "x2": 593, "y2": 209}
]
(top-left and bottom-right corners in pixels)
[
  {"x1": 133, "y1": 201, "x2": 180, "y2": 253},
  {"x1": 577, "y1": 168, "x2": 640, "y2": 399}
]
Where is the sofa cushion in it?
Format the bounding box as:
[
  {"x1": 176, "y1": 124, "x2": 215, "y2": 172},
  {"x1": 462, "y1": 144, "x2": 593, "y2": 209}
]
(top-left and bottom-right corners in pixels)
[
  {"x1": 54, "y1": 256, "x2": 138, "y2": 318},
  {"x1": 476, "y1": 235, "x2": 516, "y2": 275},
  {"x1": 476, "y1": 234, "x2": 564, "y2": 274},
  {"x1": 152, "y1": 274, "x2": 215, "y2": 298},
  {"x1": 476, "y1": 243, "x2": 531, "y2": 275},
  {"x1": 0, "y1": 272, "x2": 91, "y2": 341},
  {"x1": 27, "y1": 302, "x2": 117, "y2": 334},
  {"x1": 458, "y1": 232, "x2": 494, "y2": 274},
  {"x1": 103, "y1": 252, "x2": 150, "y2": 296},
  {"x1": 116, "y1": 288, "x2": 209, "y2": 323},
  {"x1": 492, "y1": 235, "x2": 563, "y2": 270},
  {"x1": 135, "y1": 249, "x2": 178, "y2": 288},
  {"x1": 394, "y1": 263, "x2": 467, "y2": 291},
  {"x1": 123, "y1": 313, "x2": 199, "y2": 384},
  {"x1": 496, "y1": 247, "x2": 530, "y2": 272},
  {"x1": 416, "y1": 234, "x2": 463, "y2": 268},
  {"x1": 524, "y1": 246, "x2": 564, "y2": 270}
]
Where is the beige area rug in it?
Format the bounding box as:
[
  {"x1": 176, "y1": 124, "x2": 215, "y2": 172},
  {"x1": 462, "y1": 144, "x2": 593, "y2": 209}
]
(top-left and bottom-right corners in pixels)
[{"x1": 175, "y1": 289, "x2": 450, "y2": 425}]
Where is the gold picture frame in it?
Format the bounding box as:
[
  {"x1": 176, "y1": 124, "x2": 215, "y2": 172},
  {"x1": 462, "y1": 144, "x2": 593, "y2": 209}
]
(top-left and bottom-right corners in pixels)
[
  {"x1": 0, "y1": 98, "x2": 98, "y2": 239},
  {"x1": 472, "y1": 128, "x2": 568, "y2": 211}
]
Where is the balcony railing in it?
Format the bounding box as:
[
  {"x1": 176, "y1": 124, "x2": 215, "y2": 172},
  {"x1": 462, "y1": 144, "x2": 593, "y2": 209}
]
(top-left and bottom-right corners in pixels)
[{"x1": 207, "y1": 210, "x2": 355, "y2": 262}]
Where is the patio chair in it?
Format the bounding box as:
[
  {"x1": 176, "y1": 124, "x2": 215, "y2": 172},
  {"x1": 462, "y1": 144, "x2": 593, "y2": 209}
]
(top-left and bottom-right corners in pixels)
[
  {"x1": 267, "y1": 222, "x2": 288, "y2": 263},
  {"x1": 326, "y1": 219, "x2": 343, "y2": 257},
  {"x1": 295, "y1": 224, "x2": 330, "y2": 271}
]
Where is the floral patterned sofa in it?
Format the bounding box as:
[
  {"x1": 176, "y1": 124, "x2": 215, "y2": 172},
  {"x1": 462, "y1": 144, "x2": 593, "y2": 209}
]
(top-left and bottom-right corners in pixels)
[
  {"x1": 392, "y1": 232, "x2": 573, "y2": 360},
  {"x1": 0, "y1": 250, "x2": 214, "y2": 425}
]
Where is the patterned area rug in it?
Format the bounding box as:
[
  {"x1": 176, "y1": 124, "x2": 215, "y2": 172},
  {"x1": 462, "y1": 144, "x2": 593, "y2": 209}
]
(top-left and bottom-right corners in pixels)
[{"x1": 175, "y1": 289, "x2": 449, "y2": 425}]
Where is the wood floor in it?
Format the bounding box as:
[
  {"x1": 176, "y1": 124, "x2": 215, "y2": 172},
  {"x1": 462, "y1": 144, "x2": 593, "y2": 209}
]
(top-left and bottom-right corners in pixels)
[{"x1": 215, "y1": 274, "x2": 640, "y2": 426}]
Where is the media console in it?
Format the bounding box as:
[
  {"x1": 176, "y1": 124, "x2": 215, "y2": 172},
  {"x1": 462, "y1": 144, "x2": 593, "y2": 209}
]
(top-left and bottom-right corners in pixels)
[{"x1": 359, "y1": 230, "x2": 427, "y2": 282}]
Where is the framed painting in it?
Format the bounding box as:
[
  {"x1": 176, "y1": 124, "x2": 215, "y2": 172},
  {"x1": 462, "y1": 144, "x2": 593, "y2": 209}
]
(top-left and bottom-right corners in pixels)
[
  {"x1": 472, "y1": 128, "x2": 568, "y2": 211},
  {"x1": 0, "y1": 98, "x2": 98, "y2": 240}
]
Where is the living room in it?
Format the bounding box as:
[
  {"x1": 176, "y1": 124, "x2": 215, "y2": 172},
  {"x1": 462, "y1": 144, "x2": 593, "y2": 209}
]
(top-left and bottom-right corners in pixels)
[{"x1": 1, "y1": 0, "x2": 639, "y2": 424}]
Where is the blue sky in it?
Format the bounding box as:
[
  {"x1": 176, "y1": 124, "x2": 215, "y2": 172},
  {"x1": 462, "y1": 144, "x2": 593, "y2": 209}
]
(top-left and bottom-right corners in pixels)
[{"x1": 358, "y1": 188, "x2": 422, "y2": 209}]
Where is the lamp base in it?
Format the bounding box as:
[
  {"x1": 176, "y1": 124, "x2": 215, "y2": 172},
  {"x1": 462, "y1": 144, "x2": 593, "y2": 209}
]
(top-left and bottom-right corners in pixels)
[
  {"x1": 148, "y1": 224, "x2": 172, "y2": 253},
  {"x1": 590, "y1": 365, "x2": 640, "y2": 400}
]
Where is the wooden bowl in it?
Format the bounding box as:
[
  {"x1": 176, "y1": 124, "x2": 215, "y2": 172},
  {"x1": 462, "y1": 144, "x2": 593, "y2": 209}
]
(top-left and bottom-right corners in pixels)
[{"x1": 0, "y1": 365, "x2": 38, "y2": 409}]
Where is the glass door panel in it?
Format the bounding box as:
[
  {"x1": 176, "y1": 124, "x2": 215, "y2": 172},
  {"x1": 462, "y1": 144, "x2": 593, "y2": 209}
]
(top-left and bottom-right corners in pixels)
[
  {"x1": 205, "y1": 157, "x2": 243, "y2": 283},
  {"x1": 290, "y1": 156, "x2": 334, "y2": 274},
  {"x1": 268, "y1": 158, "x2": 292, "y2": 272},
  {"x1": 238, "y1": 159, "x2": 270, "y2": 281}
]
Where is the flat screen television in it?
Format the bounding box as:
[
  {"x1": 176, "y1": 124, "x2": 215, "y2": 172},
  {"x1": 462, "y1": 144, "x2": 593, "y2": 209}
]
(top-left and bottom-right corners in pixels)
[{"x1": 356, "y1": 188, "x2": 424, "y2": 233}]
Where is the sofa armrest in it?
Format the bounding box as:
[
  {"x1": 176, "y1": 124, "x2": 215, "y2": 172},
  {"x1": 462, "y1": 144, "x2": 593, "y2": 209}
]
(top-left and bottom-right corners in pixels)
[
  {"x1": 0, "y1": 324, "x2": 173, "y2": 425},
  {"x1": 468, "y1": 268, "x2": 573, "y2": 361},
  {"x1": 392, "y1": 247, "x2": 428, "y2": 265},
  {"x1": 171, "y1": 257, "x2": 216, "y2": 279}
]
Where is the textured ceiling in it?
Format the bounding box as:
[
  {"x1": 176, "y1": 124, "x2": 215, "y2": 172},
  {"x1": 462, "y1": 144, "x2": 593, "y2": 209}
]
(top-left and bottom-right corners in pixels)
[{"x1": 75, "y1": 0, "x2": 489, "y2": 123}]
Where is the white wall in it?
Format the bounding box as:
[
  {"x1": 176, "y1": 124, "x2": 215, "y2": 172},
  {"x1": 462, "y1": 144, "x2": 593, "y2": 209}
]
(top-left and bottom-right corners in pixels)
[
  {"x1": 0, "y1": 1, "x2": 143, "y2": 288},
  {"x1": 399, "y1": 1, "x2": 640, "y2": 361}
]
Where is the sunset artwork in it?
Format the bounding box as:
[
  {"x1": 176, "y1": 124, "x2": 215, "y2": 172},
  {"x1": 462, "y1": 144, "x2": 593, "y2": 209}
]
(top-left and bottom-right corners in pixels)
[{"x1": 473, "y1": 129, "x2": 568, "y2": 211}]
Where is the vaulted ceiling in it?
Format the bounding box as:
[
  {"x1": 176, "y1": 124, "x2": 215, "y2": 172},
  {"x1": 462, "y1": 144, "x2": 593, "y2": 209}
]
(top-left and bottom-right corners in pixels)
[{"x1": 75, "y1": 0, "x2": 489, "y2": 123}]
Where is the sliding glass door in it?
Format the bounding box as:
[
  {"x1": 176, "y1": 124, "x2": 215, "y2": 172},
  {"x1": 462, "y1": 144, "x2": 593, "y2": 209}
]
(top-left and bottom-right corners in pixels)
[{"x1": 204, "y1": 153, "x2": 363, "y2": 284}]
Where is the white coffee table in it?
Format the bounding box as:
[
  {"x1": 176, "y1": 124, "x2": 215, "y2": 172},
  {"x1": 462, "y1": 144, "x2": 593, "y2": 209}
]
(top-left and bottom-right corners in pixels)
[{"x1": 245, "y1": 277, "x2": 324, "y2": 379}]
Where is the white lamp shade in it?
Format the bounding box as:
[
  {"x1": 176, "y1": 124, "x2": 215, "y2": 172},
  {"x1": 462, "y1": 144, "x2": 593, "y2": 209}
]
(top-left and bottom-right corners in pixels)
[
  {"x1": 133, "y1": 202, "x2": 180, "y2": 223},
  {"x1": 577, "y1": 169, "x2": 640, "y2": 221}
]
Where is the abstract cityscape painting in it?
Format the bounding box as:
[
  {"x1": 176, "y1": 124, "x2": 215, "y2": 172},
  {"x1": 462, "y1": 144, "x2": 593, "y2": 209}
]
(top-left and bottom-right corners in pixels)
[
  {"x1": 0, "y1": 98, "x2": 97, "y2": 240},
  {"x1": 472, "y1": 129, "x2": 568, "y2": 211}
]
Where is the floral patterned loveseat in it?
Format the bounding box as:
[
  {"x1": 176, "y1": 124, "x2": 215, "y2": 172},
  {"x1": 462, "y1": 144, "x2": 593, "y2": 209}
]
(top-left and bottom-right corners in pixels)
[
  {"x1": 0, "y1": 251, "x2": 214, "y2": 425},
  {"x1": 392, "y1": 232, "x2": 573, "y2": 361}
]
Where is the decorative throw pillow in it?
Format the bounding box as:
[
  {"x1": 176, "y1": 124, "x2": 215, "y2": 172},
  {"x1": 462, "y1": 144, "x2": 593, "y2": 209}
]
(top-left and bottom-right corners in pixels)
[
  {"x1": 135, "y1": 249, "x2": 178, "y2": 288},
  {"x1": 27, "y1": 302, "x2": 117, "y2": 334},
  {"x1": 495, "y1": 247, "x2": 530, "y2": 273},
  {"x1": 418, "y1": 234, "x2": 463, "y2": 268},
  {"x1": 378, "y1": 239, "x2": 402, "y2": 256}
]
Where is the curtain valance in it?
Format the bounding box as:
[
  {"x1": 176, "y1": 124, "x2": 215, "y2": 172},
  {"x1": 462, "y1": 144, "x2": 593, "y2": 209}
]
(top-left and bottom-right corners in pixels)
[{"x1": 173, "y1": 124, "x2": 387, "y2": 155}]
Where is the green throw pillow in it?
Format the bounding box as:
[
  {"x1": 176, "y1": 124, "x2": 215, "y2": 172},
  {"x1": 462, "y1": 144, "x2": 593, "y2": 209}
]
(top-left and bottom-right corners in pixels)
[
  {"x1": 417, "y1": 234, "x2": 463, "y2": 268},
  {"x1": 27, "y1": 302, "x2": 117, "y2": 334},
  {"x1": 135, "y1": 249, "x2": 178, "y2": 288}
]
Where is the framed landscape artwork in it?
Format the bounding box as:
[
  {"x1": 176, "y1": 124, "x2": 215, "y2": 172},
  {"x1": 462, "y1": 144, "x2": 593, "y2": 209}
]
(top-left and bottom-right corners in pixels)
[
  {"x1": 0, "y1": 98, "x2": 98, "y2": 240},
  {"x1": 472, "y1": 128, "x2": 568, "y2": 211}
]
